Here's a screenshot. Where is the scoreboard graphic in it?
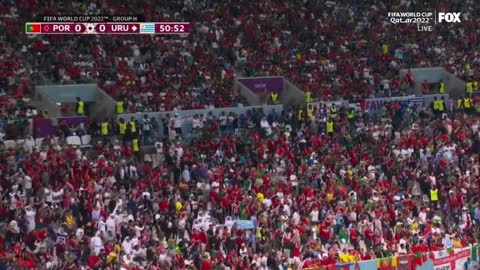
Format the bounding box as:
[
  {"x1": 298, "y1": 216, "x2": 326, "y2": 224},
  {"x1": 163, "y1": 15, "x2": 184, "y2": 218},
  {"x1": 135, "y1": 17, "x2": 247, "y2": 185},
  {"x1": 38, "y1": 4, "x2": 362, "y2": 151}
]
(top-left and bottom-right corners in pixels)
[{"x1": 25, "y1": 22, "x2": 190, "y2": 35}]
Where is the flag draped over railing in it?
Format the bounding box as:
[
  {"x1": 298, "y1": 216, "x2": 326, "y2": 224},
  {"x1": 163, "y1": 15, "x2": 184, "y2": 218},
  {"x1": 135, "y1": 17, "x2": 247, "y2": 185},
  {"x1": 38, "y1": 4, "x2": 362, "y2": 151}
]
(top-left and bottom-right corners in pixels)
[{"x1": 301, "y1": 244, "x2": 480, "y2": 270}]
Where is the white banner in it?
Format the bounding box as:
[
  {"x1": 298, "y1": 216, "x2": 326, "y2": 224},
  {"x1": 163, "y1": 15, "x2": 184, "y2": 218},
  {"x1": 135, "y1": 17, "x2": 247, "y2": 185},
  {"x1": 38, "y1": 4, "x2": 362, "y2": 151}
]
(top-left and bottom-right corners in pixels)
[
  {"x1": 432, "y1": 248, "x2": 470, "y2": 270},
  {"x1": 308, "y1": 100, "x2": 353, "y2": 112},
  {"x1": 364, "y1": 95, "x2": 421, "y2": 113}
]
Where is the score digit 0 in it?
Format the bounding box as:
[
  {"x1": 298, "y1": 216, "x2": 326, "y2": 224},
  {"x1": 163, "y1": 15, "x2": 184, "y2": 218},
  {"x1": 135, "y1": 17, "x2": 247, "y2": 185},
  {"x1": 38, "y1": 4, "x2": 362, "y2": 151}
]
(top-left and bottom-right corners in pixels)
[
  {"x1": 99, "y1": 24, "x2": 105, "y2": 32},
  {"x1": 75, "y1": 24, "x2": 82, "y2": 32}
]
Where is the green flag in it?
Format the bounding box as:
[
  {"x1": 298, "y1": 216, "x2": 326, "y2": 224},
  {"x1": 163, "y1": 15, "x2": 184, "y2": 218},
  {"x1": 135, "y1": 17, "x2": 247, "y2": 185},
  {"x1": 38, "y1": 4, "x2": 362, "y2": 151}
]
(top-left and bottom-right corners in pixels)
[
  {"x1": 472, "y1": 245, "x2": 479, "y2": 262},
  {"x1": 186, "y1": 55, "x2": 193, "y2": 66}
]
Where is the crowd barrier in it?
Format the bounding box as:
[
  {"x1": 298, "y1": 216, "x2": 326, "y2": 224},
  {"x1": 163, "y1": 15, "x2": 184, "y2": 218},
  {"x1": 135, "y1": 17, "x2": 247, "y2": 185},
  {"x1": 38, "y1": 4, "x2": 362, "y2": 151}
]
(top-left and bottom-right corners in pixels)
[
  {"x1": 362, "y1": 94, "x2": 449, "y2": 116},
  {"x1": 234, "y1": 76, "x2": 306, "y2": 106},
  {"x1": 33, "y1": 116, "x2": 89, "y2": 138},
  {"x1": 398, "y1": 68, "x2": 465, "y2": 99},
  {"x1": 234, "y1": 76, "x2": 285, "y2": 105},
  {"x1": 116, "y1": 104, "x2": 284, "y2": 139},
  {"x1": 34, "y1": 84, "x2": 115, "y2": 119},
  {"x1": 28, "y1": 92, "x2": 451, "y2": 140},
  {"x1": 303, "y1": 245, "x2": 479, "y2": 270}
]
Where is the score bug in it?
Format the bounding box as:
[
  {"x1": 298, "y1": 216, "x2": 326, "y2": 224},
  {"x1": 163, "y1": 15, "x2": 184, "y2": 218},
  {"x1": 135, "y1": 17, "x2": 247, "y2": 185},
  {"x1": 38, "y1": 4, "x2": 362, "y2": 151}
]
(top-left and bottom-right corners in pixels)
[{"x1": 156, "y1": 23, "x2": 189, "y2": 34}]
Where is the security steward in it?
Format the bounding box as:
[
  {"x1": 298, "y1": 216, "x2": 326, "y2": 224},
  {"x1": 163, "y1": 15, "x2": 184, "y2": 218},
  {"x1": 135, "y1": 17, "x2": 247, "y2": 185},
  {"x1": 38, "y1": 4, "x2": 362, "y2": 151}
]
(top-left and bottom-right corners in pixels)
[
  {"x1": 347, "y1": 107, "x2": 355, "y2": 122},
  {"x1": 116, "y1": 100, "x2": 124, "y2": 114},
  {"x1": 305, "y1": 90, "x2": 312, "y2": 103},
  {"x1": 438, "y1": 80, "x2": 445, "y2": 94},
  {"x1": 330, "y1": 104, "x2": 337, "y2": 119},
  {"x1": 438, "y1": 96, "x2": 445, "y2": 116},
  {"x1": 457, "y1": 98, "x2": 463, "y2": 111},
  {"x1": 466, "y1": 81, "x2": 473, "y2": 96},
  {"x1": 271, "y1": 91, "x2": 279, "y2": 104},
  {"x1": 132, "y1": 135, "x2": 140, "y2": 160},
  {"x1": 129, "y1": 117, "x2": 137, "y2": 134},
  {"x1": 307, "y1": 105, "x2": 314, "y2": 121},
  {"x1": 326, "y1": 119, "x2": 334, "y2": 136},
  {"x1": 100, "y1": 119, "x2": 109, "y2": 142},
  {"x1": 464, "y1": 96, "x2": 472, "y2": 114},
  {"x1": 297, "y1": 108, "x2": 304, "y2": 122},
  {"x1": 118, "y1": 118, "x2": 127, "y2": 142},
  {"x1": 432, "y1": 96, "x2": 440, "y2": 116},
  {"x1": 76, "y1": 97, "x2": 85, "y2": 115}
]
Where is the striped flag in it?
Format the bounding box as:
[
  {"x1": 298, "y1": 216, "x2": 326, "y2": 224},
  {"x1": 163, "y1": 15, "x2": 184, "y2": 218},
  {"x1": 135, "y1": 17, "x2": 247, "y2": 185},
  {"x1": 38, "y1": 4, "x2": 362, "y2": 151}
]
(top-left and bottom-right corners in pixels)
[
  {"x1": 335, "y1": 263, "x2": 354, "y2": 269},
  {"x1": 234, "y1": 220, "x2": 254, "y2": 230},
  {"x1": 140, "y1": 23, "x2": 155, "y2": 34},
  {"x1": 409, "y1": 96, "x2": 423, "y2": 110}
]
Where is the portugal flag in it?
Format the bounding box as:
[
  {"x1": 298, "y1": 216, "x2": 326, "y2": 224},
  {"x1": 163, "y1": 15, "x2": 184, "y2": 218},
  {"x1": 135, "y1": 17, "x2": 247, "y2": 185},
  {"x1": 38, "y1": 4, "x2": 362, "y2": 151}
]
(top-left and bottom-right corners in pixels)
[
  {"x1": 396, "y1": 255, "x2": 413, "y2": 270},
  {"x1": 25, "y1": 23, "x2": 41, "y2": 33},
  {"x1": 377, "y1": 257, "x2": 394, "y2": 270}
]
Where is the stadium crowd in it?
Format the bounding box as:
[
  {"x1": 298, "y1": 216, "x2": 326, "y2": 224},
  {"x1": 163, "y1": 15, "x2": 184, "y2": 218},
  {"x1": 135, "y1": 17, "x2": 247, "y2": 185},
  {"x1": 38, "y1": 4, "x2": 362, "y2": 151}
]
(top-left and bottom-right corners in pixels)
[
  {"x1": 2, "y1": 0, "x2": 480, "y2": 114},
  {"x1": 2, "y1": 93, "x2": 480, "y2": 270},
  {"x1": 0, "y1": 0, "x2": 480, "y2": 270}
]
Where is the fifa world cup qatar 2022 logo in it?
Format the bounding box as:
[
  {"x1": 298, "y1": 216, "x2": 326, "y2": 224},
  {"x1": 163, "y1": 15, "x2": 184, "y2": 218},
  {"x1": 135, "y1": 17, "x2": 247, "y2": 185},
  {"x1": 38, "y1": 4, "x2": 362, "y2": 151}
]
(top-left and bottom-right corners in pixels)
[{"x1": 387, "y1": 11, "x2": 461, "y2": 32}]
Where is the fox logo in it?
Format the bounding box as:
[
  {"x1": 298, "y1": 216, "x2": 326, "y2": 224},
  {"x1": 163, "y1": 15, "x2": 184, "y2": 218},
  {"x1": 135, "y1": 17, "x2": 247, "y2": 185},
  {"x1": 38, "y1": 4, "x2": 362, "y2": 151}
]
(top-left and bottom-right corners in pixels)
[{"x1": 438, "y1": 12, "x2": 461, "y2": 23}]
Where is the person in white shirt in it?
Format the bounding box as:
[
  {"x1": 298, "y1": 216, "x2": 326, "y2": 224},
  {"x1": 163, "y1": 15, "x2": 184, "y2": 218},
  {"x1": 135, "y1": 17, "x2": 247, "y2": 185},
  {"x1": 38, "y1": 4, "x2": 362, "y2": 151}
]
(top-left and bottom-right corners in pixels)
[
  {"x1": 181, "y1": 165, "x2": 191, "y2": 182},
  {"x1": 192, "y1": 115, "x2": 203, "y2": 130},
  {"x1": 75, "y1": 148, "x2": 82, "y2": 160},
  {"x1": 122, "y1": 237, "x2": 133, "y2": 255},
  {"x1": 9, "y1": 191, "x2": 17, "y2": 211},
  {"x1": 25, "y1": 205, "x2": 36, "y2": 233},
  {"x1": 134, "y1": 221, "x2": 144, "y2": 238},
  {"x1": 130, "y1": 236, "x2": 140, "y2": 250},
  {"x1": 75, "y1": 228, "x2": 84, "y2": 240},
  {"x1": 310, "y1": 209, "x2": 319, "y2": 223},
  {"x1": 132, "y1": 245, "x2": 146, "y2": 260},
  {"x1": 418, "y1": 208, "x2": 427, "y2": 230},
  {"x1": 44, "y1": 186, "x2": 53, "y2": 205},
  {"x1": 106, "y1": 214, "x2": 116, "y2": 235},
  {"x1": 239, "y1": 243, "x2": 248, "y2": 259},
  {"x1": 39, "y1": 150, "x2": 47, "y2": 161},
  {"x1": 23, "y1": 174, "x2": 33, "y2": 198},
  {"x1": 90, "y1": 231, "x2": 103, "y2": 255},
  {"x1": 155, "y1": 142, "x2": 164, "y2": 166},
  {"x1": 175, "y1": 144, "x2": 184, "y2": 158},
  {"x1": 98, "y1": 216, "x2": 107, "y2": 234},
  {"x1": 219, "y1": 112, "x2": 227, "y2": 133},
  {"x1": 173, "y1": 113, "x2": 183, "y2": 136},
  {"x1": 292, "y1": 211, "x2": 301, "y2": 225},
  {"x1": 51, "y1": 188, "x2": 64, "y2": 206},
  {"x1": 398, "y1": 238, "x2": 408, "y2": 254},
  {"x1": 260, "y1": 117, "x2": 272, "y2": 136},
  {"x1": 262, "y1": 198, "x2": 272, "y2": 208}
]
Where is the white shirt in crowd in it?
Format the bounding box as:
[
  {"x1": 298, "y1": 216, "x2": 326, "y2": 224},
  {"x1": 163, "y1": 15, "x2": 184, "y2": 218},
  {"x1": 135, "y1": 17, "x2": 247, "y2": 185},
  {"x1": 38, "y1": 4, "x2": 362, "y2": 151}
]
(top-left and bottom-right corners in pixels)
[
  {"x1": 418, "y1": 211, "x2": 427, "y2": 225},
  {"x1": 310, "y1": 209, "x2": 319, "y2": 223},
  {"x1": 25, "y1": 207, "x2": 36, "y2": 233}
]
